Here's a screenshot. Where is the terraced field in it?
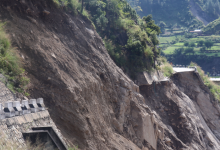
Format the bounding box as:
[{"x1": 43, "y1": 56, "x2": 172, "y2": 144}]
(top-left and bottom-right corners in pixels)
[{"x1": 160, "y1": 34, "x2": 220, "y2": 56}]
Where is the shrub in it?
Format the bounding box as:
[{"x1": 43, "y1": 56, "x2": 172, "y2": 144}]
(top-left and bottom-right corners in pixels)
[
  {"x1": 0, "y1": 23, "x2": 30, "y2": 95},
  {"x1": 58, "y1": 0, "x2": 161, "y2": 78},
  {"x1": 197, "y1": 40, "x2": 204, "y2": 47},
  {"x1": 189, "y1": 42, "x2": 195, "y2": 47},
  {"x1": 160, "y1": 57, "x2": 174, "y2": 77},
  {"x1": 204, "y1": 40, "x2": 214, "y2": 49},
  {"x1": 184, "y1": 47, "x2": 194, "y2": 54},
  {"x1": 184, "y1": 41, "x2": 189, "y2": 47},
  {"x1": 53, "y1": 0, "x2": 81, "y2": 14},
  {"x1": 200, "y1": 46, "x2": 206, "y2": 52}
]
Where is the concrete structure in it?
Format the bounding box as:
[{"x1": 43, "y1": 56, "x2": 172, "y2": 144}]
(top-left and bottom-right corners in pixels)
[
  {"x1": 37, "y1": 98, "x2": 45, "y2": 111},
  {"x1": 190, "y1": 29, "x2": 202, "y2": 33},
  {"x1": 136, "y1": 70, "x2": 165, "y2": 86},
  {"x1": 0, "y1": 103, "x2": 5, "y2": 120},
  {"x1": 173, "y1": 67, "x2": 196, "y2": 73},
  {"x1": 190, "y1": 29, "x2": 203, "y2": 35},
  {"x1": 23, "y1": 130, "x2": 60, "y2": 150},
  {"x1": 13, "y1": 101, "x2": 23, "y2": 116},
  {"x1": 29, "y1": 99, "x2": 39, "y2": 113},
  {"x1": 4, "y1": 101, "x2": 15, "y2": 118},
  {"x1": 0, "y1": 110, "x2": 68, "y2": 149},
  {"x1": 31, "y1": 126, "x2": 67, "y2": 150},
  {"x1": 210, "y1": 78, "x2": 220, "y2": 85},
  {"x1": 21, "y1": 100, "x2": 31, "y2": 114}
]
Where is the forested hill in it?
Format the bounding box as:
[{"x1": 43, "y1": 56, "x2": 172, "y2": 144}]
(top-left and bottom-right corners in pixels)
[{"x1": 131, "y1": 0, "x2": 220, "y2": 28}]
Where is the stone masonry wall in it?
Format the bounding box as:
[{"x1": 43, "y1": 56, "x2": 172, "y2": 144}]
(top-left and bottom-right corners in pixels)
[
  {"x1": 0, "y1": 79, "x2": 68, "y2": 149},
  {"x1": 0, "y1": 110, "x2": 68, "y2": 148}
]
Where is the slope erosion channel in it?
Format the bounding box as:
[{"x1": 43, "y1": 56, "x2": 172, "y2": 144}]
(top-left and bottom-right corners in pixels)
[{"x1": 1, "y1": 0, "x2": 220, "y2": 149}]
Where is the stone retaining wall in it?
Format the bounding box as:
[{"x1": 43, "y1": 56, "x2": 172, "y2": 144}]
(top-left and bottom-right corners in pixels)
[
  {"x1": 0, "y1": 80, "x2": 68, "y2": 149},
  {"x1": 0, "y1": 110, "x2": 67, "y2": 148}
]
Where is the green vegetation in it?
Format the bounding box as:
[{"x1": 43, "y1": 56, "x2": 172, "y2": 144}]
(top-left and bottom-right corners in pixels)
[
  {"x1": 68, "y1": 146, "x2": 79, "y2": 150},
  {"x1": 198, "y1": 0, "x2": 220, "y2": 21},
  {"x1": 136, "y1": 0, "x2": 203, "y2": 29},
  {"x1": 159, "y1": 35, "x2": 184, "y2": 44},
  {"x1": 132, "y1": 0, "x2": 220, "y2": 29},
  {"x1": 53, "y1": 0, "x2": 81, "y2": 14},
  {"x1": 159, "y1": 30, "x2": 220, "y2": 69},
  {"x1": 0, "y1": 23, "x2": 29, "y2": 95},
  {"x1": 203, "y1": 17, "x2": 220, "y2": 34},
  {"x1": 161, "y1": 34, "x2": 220, "y2": 56},
  {"x1": 158, "y1": 57, "x2": 174, "y2": 77},
  {"x1": 190, "y1": 62, "x2": 220, "y2": 101},
  {"x1": 54, "y1": 0, "x2": 161, "y2": 79},
  {"x1": 86, "y1": 1, "x2": 161, "y2": 78}
]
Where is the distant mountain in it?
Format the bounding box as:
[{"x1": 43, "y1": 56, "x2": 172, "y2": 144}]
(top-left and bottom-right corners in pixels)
[
  {"x1": 203, "y1": 17, "x2": 220, "y2": 34},
  {"x1": 128, "y1": 0, "x2": 220, "y2": 28}
]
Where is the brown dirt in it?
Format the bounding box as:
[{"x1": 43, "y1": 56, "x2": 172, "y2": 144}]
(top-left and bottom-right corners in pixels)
[{"x1": 1, "y1": 0, "x2": 220, "y2": 150}]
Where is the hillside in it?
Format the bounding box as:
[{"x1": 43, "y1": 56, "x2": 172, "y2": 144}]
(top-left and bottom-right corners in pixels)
[
  {"x1": 203, "y1": 17, "x2": 220, "y2": 34},
  {"x1": 135, "y1": 0, "x2": 220, "y2": 28},
  {"x1": 1, "y1": 0, "x2": 220, "y2": 150}
]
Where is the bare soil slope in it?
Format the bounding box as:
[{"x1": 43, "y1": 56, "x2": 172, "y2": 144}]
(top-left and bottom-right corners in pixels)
[
  {"x1": 190, "y1": 0, "x2": 209, "y2": 25},
  {"x1": 1, "y1": 0, "x2": 220, "y2": 150}
]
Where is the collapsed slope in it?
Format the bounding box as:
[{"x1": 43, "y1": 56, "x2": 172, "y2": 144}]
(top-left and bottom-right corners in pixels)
[
  {"x1": 1, "y1": 0, "x2": 220, "y2": 150},
  {"x1": 139, "y1": 70, "x2": 220, "y2": 149}
]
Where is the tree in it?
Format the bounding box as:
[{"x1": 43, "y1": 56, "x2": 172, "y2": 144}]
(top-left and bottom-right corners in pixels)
[
  {"x1": 174, "y1": 48, "x2": 184, "y2": 55},
  {"x1": 81, "y1": 0, "x2": 84, "y2": 13},
  {"x1": 189, "y1": 42, "x2": 195, "y2": 47},
  {"x1": 204, "y1": 40, "x2": 214, "y2": 49},
  {"x1": 197, "y1": 40, "x2": 204, "y2": 47},
  {"x1": 143, "y1": 14, "x2": 152, "y2": 23},
  {"x1": 184, "y1": 41, "x2": 189, "y2": 47},
  {"x1": 200, "y1": 46, "x2": 206, "y2": 52},
  {"x1": 184, "y1": 47, "x2": 194, "y2": 55},
  {"x1": 159, "y1": 21, "x2": 166, "y2": 28},
  {"x1": 159, "y1": 21, "x2": 166, "y2": 33}
]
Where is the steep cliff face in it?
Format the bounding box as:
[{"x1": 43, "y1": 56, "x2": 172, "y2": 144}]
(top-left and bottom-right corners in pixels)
[
  {"x1": 1, "y1": 0, "x2": 220, "y2": 150},
  {"x1": 140, "y1": 71, "x2": 220, "y2": 149},
  {"x1": 0, "y1": 0, "x2": 147, "y2": 149}
]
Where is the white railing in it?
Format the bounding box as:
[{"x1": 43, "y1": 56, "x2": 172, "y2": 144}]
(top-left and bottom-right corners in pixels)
[{"x1": 0, "y1": 98, "x2": 46, "y2": 119}]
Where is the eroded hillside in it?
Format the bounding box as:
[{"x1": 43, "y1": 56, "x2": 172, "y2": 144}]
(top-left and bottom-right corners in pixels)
[
  {"x1": 136, "y1": 0, "x2": 219, "y2": 27},
  {"x1": 1, "y1": 0, "x2": 220, "y2": 150}
]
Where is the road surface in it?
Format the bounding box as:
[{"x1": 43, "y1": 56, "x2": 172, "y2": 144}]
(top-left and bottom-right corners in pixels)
[{"x1": 173, "y1": 67, "x2": 195, "y2": 73}]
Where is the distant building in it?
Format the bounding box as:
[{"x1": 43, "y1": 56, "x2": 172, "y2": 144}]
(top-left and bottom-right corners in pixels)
[{"x1": 189, "y1": 29, "x2": 203, "y2": 35}]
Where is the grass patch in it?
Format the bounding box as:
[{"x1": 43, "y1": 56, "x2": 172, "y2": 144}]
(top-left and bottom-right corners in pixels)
[
  {"x1": 163, "y1": 46, "x2": 180, "y2": 54},
  {"x1": 159, "y1": 35, "x2": 183, "y2": 43},
  {"x1": 159, "y1": 57, "x2": 174, "y2": 77},
  {"x1": 0, "y1": 23, "x2": 29, "y2": 95},
  {"x1": 190, "y1": 62, "x2": 220, "y2": 101},
  {"x1": 173, "y1": 31, "x2": 184, "y2": 33},
  {"x1": 214, "y1": 43, "x2": 220, "y2": 46},
  {"x1": 173, "y1": 43, "x2": 184, "y2": 46},
  {"x1": 209, "y1": 46, "x2": 220, "y2": 50}
]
